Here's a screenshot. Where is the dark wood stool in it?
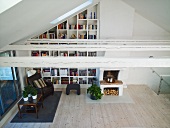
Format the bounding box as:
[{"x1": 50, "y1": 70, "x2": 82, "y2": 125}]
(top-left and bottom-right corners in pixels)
[{"x1": 66, "y1": 84, "x2": 80, "y2": 95}]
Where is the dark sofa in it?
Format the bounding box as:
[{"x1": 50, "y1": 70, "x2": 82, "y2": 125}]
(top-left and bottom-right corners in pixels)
[{"x1": 27, "y1": 73, "x2": 54, "y2": 99}]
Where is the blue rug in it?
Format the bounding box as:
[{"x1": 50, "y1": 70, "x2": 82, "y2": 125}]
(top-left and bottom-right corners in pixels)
[{"x1": 11, "y1": 91, "x2": 62, "y2": 123}]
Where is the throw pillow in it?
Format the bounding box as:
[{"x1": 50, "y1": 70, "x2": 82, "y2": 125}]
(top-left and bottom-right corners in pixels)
[
  {"x1": 38, "y1": 78, "x2": 47, "y2": 87},
  {"x1": 33, "y1": 80, "x2": 42, "y2": 88}
]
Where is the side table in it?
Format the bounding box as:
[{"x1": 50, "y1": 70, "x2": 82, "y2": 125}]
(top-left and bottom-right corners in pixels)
[{"x1": 18, "y1": 94, "x2": 43, "y2": 119}]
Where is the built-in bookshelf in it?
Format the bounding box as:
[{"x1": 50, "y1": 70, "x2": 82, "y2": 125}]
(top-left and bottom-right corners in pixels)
[
  {"x1": 28, "y1": 4, "x2": 99, "y2": 87},
  {"x1": 29, "y1": 41, "x2": 98, "y2": 85},
  {"x1": 33, "y1": 67, "x2": 98, "y2": 86},
  {"x1": 31, "y1": 4, "x2": 99, "y2": 40},
  {"x1": 30, "y1": 43, "x2": 97, "y2": 57}
]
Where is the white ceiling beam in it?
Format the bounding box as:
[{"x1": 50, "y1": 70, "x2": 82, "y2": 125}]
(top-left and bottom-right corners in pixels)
[
  {"x1": 25, "y1": 39, "x2": 170, "y2": 44},
  {"x1": 0, "y1": 57, "x2": 170, "y2": 68},
  {"x1": 1, "y1": 44, "x2": 170, "y2": 51}
]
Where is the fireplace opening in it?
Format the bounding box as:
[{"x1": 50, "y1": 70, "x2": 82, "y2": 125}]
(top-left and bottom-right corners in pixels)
[
  {"x1": 104, "y1": 87, "x2": 119, "y2": 96},
  {"x1": 103, "y1": 70, "x2": 119, "y2": 83}
]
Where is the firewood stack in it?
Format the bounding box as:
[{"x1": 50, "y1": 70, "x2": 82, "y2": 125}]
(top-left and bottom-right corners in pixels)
[{"x1": 104, "y1": 88, "x2": 119, "y2": 96}]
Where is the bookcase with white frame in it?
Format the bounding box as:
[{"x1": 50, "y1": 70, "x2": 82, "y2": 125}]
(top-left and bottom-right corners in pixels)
[
  {"x1": 31, "y1": 4, "x2": 99, "y2": 40},
  {"x1": 29, "y1": 41, "x2": 99, "y2": 87},
  {"x1": 32, "y1": 66, "x2": 98, "y2": 87},
  {"x1": 29, "y1": 4, "x2": 99, "y2": 87}
]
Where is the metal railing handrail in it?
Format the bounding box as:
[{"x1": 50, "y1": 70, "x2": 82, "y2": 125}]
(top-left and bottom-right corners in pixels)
[{"x1": 150, "y1": 68, "x2": 170, "y2": 95}]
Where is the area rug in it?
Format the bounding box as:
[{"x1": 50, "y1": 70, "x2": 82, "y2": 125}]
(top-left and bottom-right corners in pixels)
[
  {"x1": 11, "y1": 91, "x2": 62, "y2": 123},
  {"x1": 86, "y1": 89, "x2": 134, "y2": 104}
]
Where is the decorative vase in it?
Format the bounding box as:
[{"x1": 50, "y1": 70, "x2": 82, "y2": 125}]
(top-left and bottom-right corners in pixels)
[
  {"x1": 28, "y1": 94, "x2": 33, "y2": 102},
  {"x1": 23, "y1": 97, "x2": 28, "y2": 101},
  {"x1": 32, "y1": 95, "x2": 37, "y2": 99}
]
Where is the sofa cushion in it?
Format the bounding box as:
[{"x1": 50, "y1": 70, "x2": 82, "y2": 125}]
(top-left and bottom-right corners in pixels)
[
  {"x1": 33, "y1": 80, "x2": 42, "y2": 88},
  {"x1": 38, "y1": 78, "x2": 47, "y2": 87},
  {"x1": 28, "y1": 73, "x2": 42, "y2": 86}
]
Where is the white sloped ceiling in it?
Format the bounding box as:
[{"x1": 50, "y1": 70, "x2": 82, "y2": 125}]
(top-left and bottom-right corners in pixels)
[
  {"x1": 0, "y1": 0, "x2": 93, "y2": 48},
  {"x1": 0, "y1": 0, "x2": 170, "y2": 49},
  {"x1": 123, "y1": 0, "x2": 170, "y2": 33}
]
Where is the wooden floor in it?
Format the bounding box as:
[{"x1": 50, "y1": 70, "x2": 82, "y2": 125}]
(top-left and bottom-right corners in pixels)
[{"x1": 3, "y1": 85, "x2": 170, "y2": 128}]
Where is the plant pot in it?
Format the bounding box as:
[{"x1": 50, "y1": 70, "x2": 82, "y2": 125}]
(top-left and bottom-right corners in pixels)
[
  {"x1": 90, "y1": 94, "x2": 97, "y2": 100},
  {"x1": 23, "y1": 97, "x2": 28, "y2": 101},
  {"x1": 28, "y1": 96, "x2": 33, "y2": 102},
  {"x1": 32, "y1": 95, "x2": 37, "y2": 99}
]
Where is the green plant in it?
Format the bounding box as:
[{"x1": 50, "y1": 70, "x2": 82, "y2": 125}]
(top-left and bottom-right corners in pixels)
[
  {"x1": 23, "y1": 90, "x2": 28, "y2": 98},
  {"x1": 30, "y1": 87, "x2": 37, "y2": 96},
  {"x1": 23, "y1": 85, "x2": 37, "y2": 96},
  {"x1": 24, "y1": 85, "x2": 32, "y2": 94},
  {"x1": 87, "y1": 84, "x2": 103, "y2": 100}
]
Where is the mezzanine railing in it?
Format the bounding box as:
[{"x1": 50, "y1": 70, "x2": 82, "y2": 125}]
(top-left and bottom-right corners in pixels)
[{"x1": 151, "y1": 68, "x2": 170, "y2": 95}]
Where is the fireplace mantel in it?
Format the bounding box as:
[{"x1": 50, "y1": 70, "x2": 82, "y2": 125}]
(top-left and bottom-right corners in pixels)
[{"x1": 99, "y1": 68, "x2": 127, "y2": 88}]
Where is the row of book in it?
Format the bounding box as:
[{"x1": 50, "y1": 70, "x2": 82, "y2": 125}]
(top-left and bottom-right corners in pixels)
[
  {"x1": 79, "y1": 12, "x2": 97, "y2": 19},
  {"x1": 88, "y1": 25, "x2": 97, "y2": 30},
  {"x1": 32, "y1": 51, "x2": 96, "y2": 57},
  {"x1": 78, "y1": 25, "x2": 87, "y2": 30},
  {"x1": 70, "y1": 69, "x2": 78, "y2": 76},
  {"x1": 88, "y1": 35, "x2": 97, "y2": 39},
  {"x1": 78, "y1": 34, "x2": 87, "y2": 39},
  {"x1": 58, "y1": 22, "x2": 67, "y2": 29},
  {"x1": 78, "y1": 52, "x2": 87, "y2": 56},
  {"x1": 51, "y1": 69, "x2": 59, "y2": 76},
  {"x1": 79, "y1": 13, "x2": 87, "y2": 19},
  {"x1": 88, "y1": 52, "x2": 97, "y2": 56},
  {"x1": 60, "y1": 69, "x2": 68, "y2": 76},
  {"x1": 79, "y1": 70, "x2": 87, "y2": 76},
  {"x1": 88, "y1": 69, "x2": 96, "y2": 76},
  {"x1": 39, "y1": 33, "x2": 55, "y2": 39},
  {"x1": 69, "y1": 24, "x2": 77, "y2": 29},
  {"x1": 58, "y1": 33, "x2": 67, "y2": 39}
]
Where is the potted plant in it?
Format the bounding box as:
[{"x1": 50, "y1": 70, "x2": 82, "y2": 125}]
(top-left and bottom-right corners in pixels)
[
  {"x1": 24, "y1": 85, "x2": 32, "y2": 94},
  {"x1": 87, "y1": 84, "x2": 103, "y2": 100},
  {"x1": 30, "y1": 87, "x2": 37, "y2": 99},
  {"x1": 23, "y1": 90, "x2": 28, "y2": 101},
  {"x1": 23, "y1": 85, "x2": 37, "y2": 101}
]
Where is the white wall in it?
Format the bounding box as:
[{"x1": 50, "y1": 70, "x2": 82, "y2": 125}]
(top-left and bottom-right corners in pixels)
[
  {"x1": 105, "y1": 51, "x2": 170, "y2": 58},
  {"x1": 99, "y1": 0, "x2": 134, "y2": 38},
  {"x1": 99, "y1": 0, "x2": 170, "y2": 39},
  {"x1": 133, "y1": 13, "x2": 170, "y2": 39},
  {"x1": 126, "y1": 67, "x2": 170, "y2": 93}
]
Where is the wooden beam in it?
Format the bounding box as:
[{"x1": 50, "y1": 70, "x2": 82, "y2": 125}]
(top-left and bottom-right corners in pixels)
[
  {"x1": 1, "y1": 44, "x2": 170, "y2": 51},
  {"x1": 0, "y1": 57, "x2": 170, "y2": 67}
]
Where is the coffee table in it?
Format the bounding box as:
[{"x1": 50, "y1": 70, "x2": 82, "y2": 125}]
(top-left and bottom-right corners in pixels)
[{"x1": 18, "y1": 94, "x2": 43, "y2": 119}]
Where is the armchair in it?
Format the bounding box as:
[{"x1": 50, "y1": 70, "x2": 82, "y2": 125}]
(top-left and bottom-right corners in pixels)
[{"x1": 27, "y1": 73, "x2": 54, "y2": 99}]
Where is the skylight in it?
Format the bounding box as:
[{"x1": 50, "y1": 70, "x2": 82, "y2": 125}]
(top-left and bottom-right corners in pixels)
[
  {"x1": 0, "y1": 0, "x2": 22, "y2": 14},
  {"x1": 50, "y1": 0, "x2": 93, "y2": 24}
]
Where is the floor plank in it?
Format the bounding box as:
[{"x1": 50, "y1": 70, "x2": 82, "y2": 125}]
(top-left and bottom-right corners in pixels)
[{"x1": 3, "y1": 85, "x2": 170, "y2": 128}]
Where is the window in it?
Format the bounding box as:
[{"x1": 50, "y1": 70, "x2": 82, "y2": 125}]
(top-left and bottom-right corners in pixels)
[{"x1": 0, "y1": 51, "x2": 21, "y2": 120}]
